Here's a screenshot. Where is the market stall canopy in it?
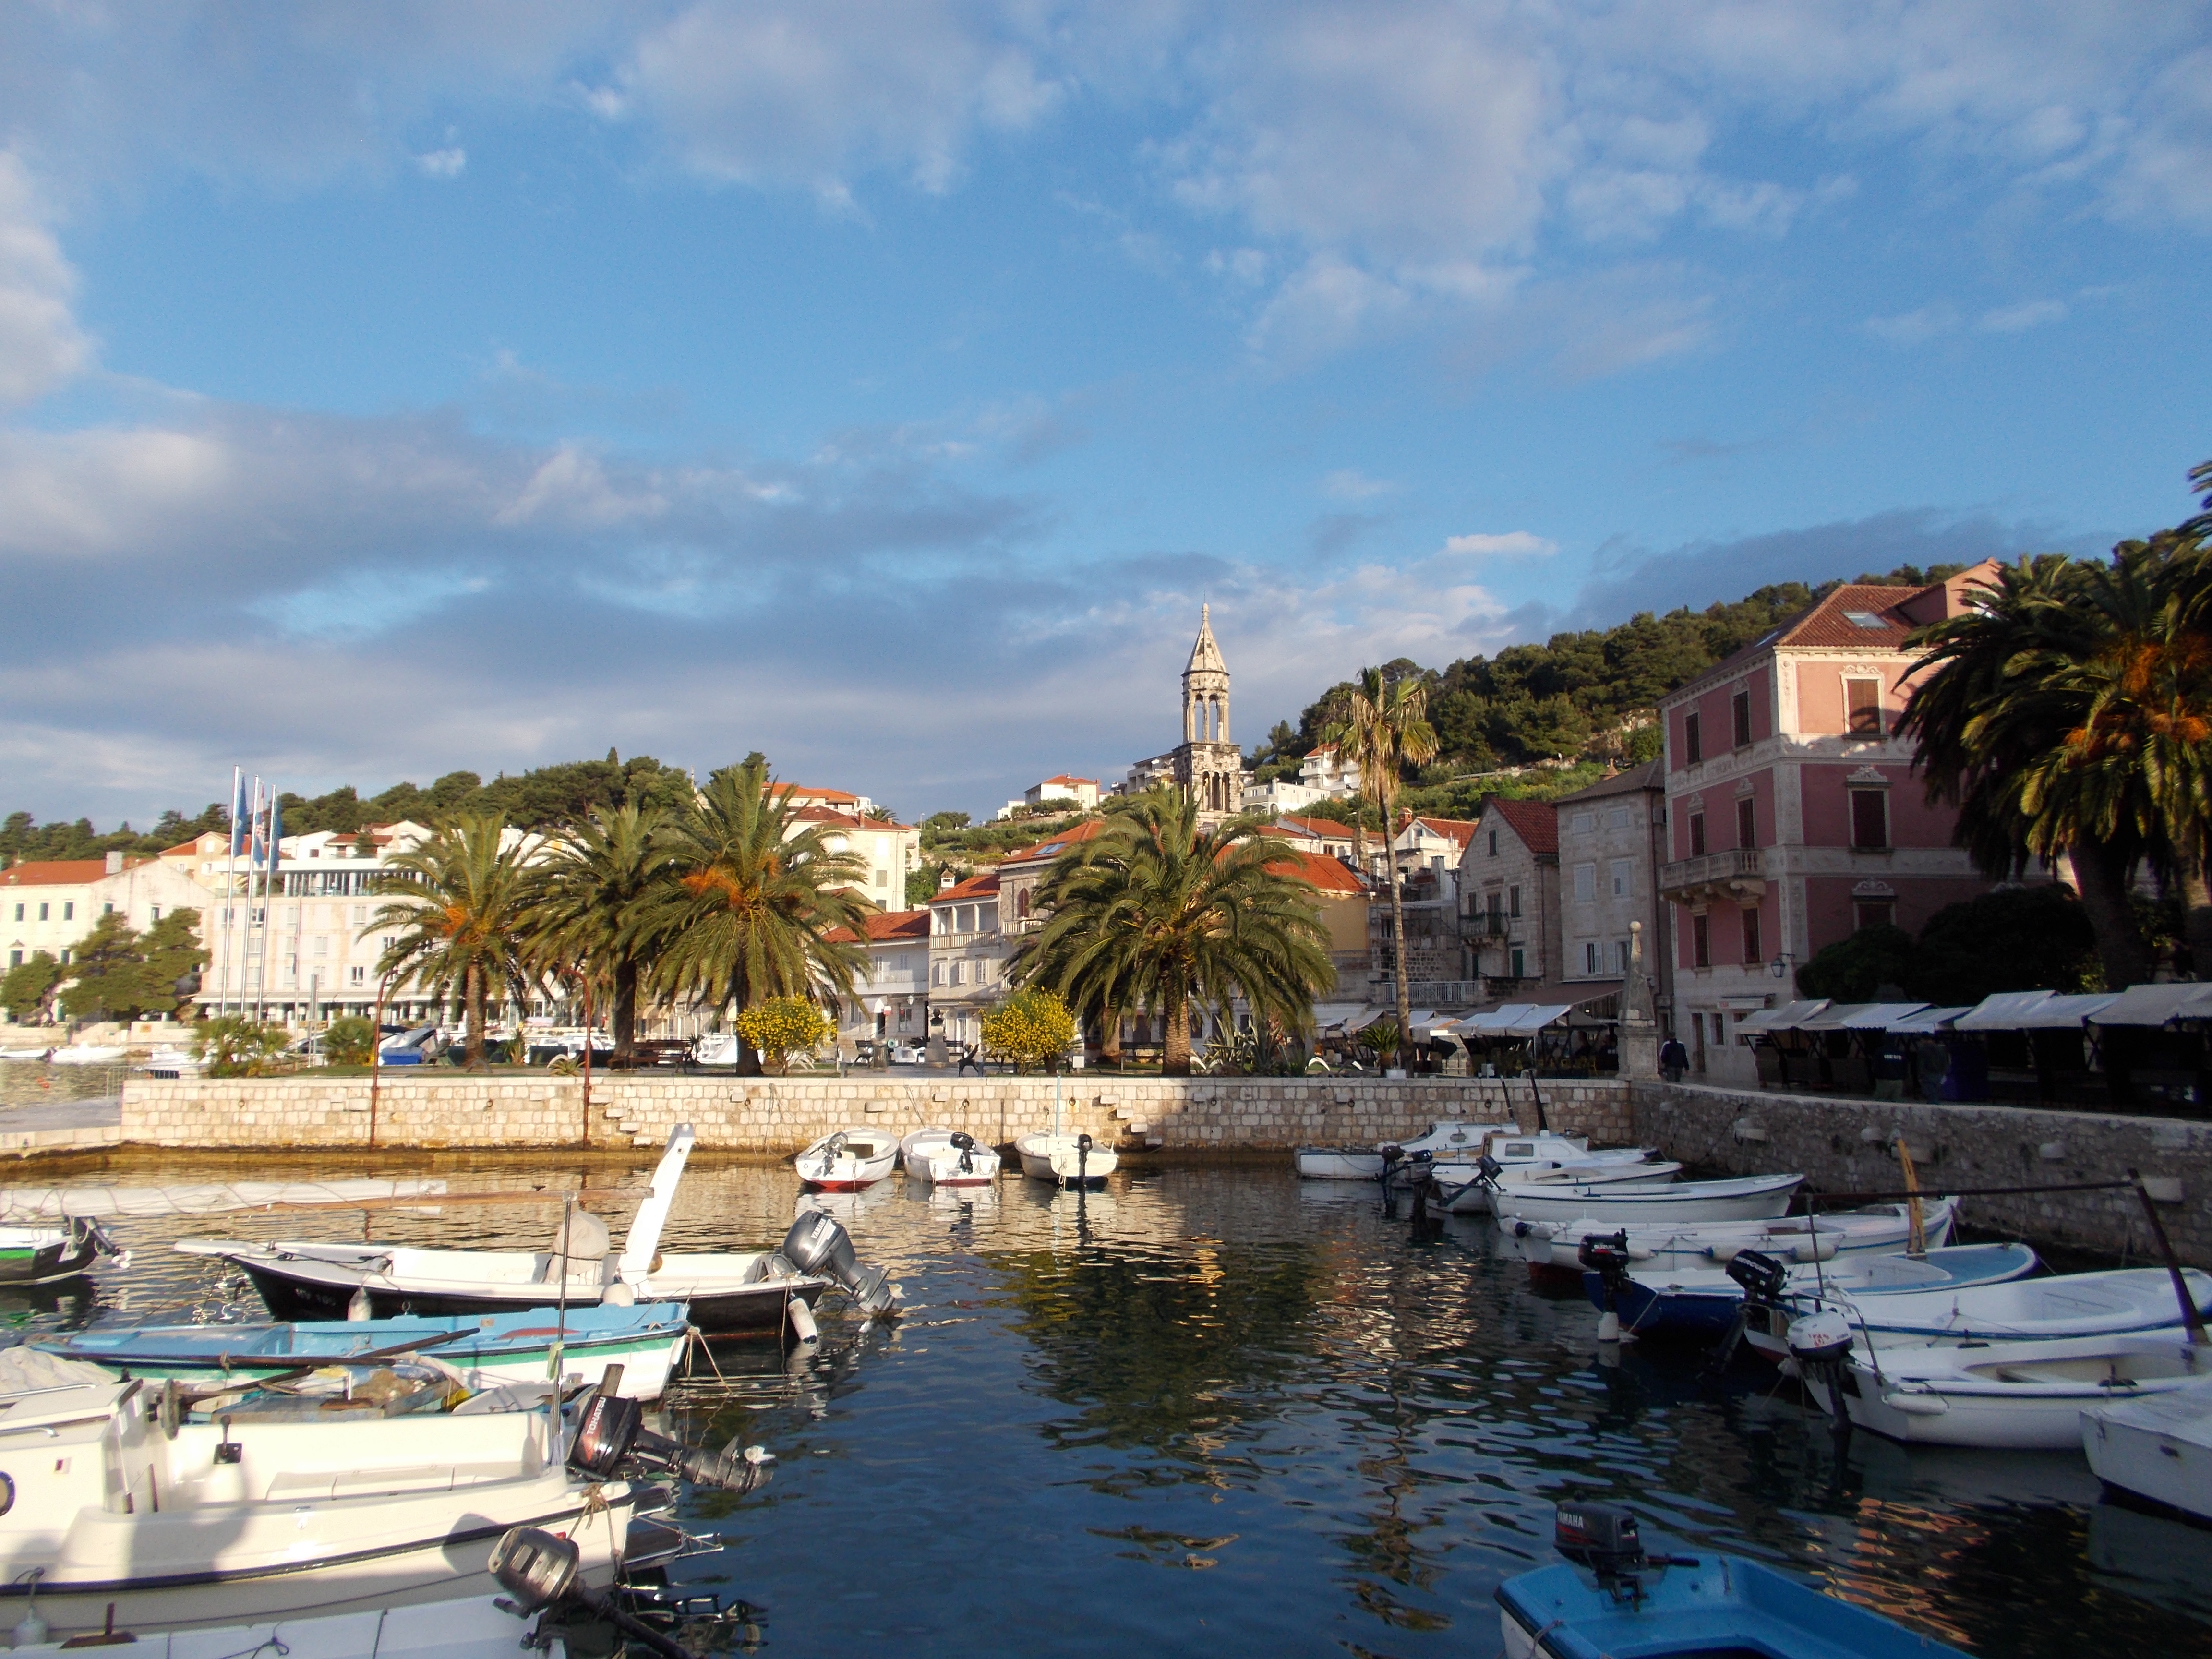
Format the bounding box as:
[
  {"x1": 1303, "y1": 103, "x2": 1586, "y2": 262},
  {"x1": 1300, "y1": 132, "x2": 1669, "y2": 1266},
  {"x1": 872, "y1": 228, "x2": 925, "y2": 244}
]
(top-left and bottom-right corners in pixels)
[
  {"x1": 1886, "y1": 1005, "x2": 1972, "y2": 1034},
  {"x1": 1312, "y1": 1002, "x2": 1371, "y2": 1034},
  {"x1": 1406, "y1": 1011, "x2": 1449, "y2": 1036},
  {"x1": 1955, "y1": 990, "x2": 2121, "y2": 1030},
  {"x1": 1455, "y1": 1003, "x2": 1574, "y2": 1035},
  {"x1": 2089, "y1": 983, "x2": 2212, "y2": 1027},
  {"x1": 1807, "y1": 1001, "x2": 1929, "y2": 1031},
  {"x1": 1733, "y1": 1000, "x2": 1828, "y2": 1034}
]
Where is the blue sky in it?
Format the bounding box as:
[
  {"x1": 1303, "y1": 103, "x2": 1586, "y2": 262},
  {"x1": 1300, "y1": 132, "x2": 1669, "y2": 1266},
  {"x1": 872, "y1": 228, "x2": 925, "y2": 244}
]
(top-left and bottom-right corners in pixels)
[{"x1": 2, "y1": 2, "x2": 2207, "y2": 827}]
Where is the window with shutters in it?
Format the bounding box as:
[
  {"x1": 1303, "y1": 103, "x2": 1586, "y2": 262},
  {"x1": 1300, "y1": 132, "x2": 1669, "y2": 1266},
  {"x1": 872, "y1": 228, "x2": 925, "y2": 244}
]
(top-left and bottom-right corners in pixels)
[
  {"x1": 1574, "y1": 863, "x2": 1596, "y2": 902},
  {"x1": 1850, "y1": 787, "x2": 1890, "y2": 850},
  {"x1": 1741, "y1": 906, "x2": 1762, "y2": 964},
  {"x1": 1509, "y1": 884, "x2": 1522, "y2": 916},
  {"x1": 1610, "y1": 858, "x2": 1632, "y2": 897},
  {"x1": 1731, "y1": 690, "x2": 1752, "y2": 748},
  {"x1": 1688, "y1": 813, "x2": 1707, "y2": 856},
  {"x1": 1691, "y1": 913, "x2": 1710, "y2": 967},
  {"x1": 1737, "y1": 797, "x2": 1756, "y2": 849},
  {"x1": 1855, "y1": 899, "x2": 1896, "y2": 932},
  {"x1": 1846, "y1": 677, "x2": 1883, "y2": 736},
  {"x1": 1684, "y1": 711, "x2": 1702, "y2": 764}
]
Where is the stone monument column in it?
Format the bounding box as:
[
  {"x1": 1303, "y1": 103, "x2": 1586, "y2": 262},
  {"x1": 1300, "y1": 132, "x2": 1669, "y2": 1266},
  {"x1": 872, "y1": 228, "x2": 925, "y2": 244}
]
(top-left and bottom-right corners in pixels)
[{"x1": 1619, "y1": 920, "x2": 1659, "y2": 1080}]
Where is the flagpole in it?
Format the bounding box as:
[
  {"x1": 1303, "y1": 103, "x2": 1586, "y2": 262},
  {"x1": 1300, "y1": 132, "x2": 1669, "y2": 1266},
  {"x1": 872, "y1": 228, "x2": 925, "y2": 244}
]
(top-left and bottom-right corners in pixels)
[
  {"x1": 218, "y1": 766, "x2": 241, "y2": 1017},
  {"x1": 250, "y1": 780, "x2": 272, "y2": 1025},
  {"x1": 235, "y1": 777, "x2": 261, "y2": 1021}
]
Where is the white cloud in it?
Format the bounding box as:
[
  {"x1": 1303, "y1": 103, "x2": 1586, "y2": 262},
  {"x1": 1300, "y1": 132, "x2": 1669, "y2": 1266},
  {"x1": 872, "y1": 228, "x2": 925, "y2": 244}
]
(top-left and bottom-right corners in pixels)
[
  {"x1": 1443, "y1": 530, "x2": 1555, "y2": 557},
  {"x1": 1322, "y1": 469, "x2": 1396, "y2": 500},
  {"x1": 1979, "y1": 298, "x2": 2068, "y2": 333},
  {"x1": 415, "y1": 147, "x2": 466, "y2": 178},
  {"x1": 1865, "y1": 302, "x2": 1960, "y2": 344},
  {"x1": 0, "y1": 154, "x2": 92, "y2": 407}
]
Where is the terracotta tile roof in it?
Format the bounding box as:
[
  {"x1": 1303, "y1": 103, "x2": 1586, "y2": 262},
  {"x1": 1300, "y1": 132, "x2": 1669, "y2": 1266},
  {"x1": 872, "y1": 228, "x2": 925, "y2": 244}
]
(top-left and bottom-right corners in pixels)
[
  {"x1": 1269, "y1": 849, "x2": 1367, "y2": 896},
  {"x1": 0, "y1": 859, "x2": 132, "y2": 886},
  {"x1": 773, "y1": 784, "x2": 861, "y2": 803},
  {"x1": 793, "y1": 805, "x2": 916, "y2": 832},
  {"x1": 1001, "y1": 818, "x2": 1108, "y2": 865},
  {"x1": 934, "y1": 871, "x2": 1001, "y2": 902},
  {"x1": 826, "y1": 910, "x2": 933, "y2": 944},
  {"x1": 1277, "y1": 814, "x2": 1356, "y2": 841},
  {"x1": 1398, "y1": 813, "x2": 1481, "y2": 848},
  {"x1": 1483, "y1": 798, "x2": 1559, "y2": 855},
  {"x1": 1555, "y1": 759, "x2": 1664, "y2": 803},
  {"x1": 1039, "y1": 775, "x2": 1096, "y2": 787}
]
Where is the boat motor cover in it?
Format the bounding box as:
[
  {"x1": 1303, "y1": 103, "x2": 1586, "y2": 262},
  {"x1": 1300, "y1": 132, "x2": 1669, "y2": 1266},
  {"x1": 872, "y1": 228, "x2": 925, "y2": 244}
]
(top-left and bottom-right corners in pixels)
[
  {"x1": 781, "y1": 1211, "x2": 896, "y2": 1314},
  {"x1": 489, "y1": 1525, "x2": 583, "y2": 1613},
  {"x1": 1787, "y1": 1307, "x2": 1856, "y2": 1365},
  {"x1": 1724, "y1": 1248, "x2": 1789, "y2": 1302},
  {"x1": 571, "y1": 1391, "x2": 774, "y2": 1495},
  {"x1": 1555, "y1": 1501, "x2": 1642, "y2": 1573}
]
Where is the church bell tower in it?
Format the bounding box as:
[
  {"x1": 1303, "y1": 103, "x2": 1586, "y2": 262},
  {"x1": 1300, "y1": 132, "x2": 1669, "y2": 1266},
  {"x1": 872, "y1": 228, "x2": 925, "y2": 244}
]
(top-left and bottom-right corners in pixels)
[{"x1": 1173, "y1": 605, "x2": 1247, "y2": 823}]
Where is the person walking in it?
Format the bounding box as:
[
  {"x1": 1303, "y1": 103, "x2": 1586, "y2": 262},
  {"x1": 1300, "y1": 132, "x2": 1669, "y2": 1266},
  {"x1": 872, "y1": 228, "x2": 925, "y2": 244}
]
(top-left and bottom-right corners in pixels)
[{"x1": 1658, "y1": 1034, "x2": 1689, "y2": 1083}]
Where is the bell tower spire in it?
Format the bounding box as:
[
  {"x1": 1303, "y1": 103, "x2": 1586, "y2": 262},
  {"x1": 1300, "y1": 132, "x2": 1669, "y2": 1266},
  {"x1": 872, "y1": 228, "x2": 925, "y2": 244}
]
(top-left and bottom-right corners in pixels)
[{"x1": 1174, "y1": 604, "x2": 1244, "y2": 822}]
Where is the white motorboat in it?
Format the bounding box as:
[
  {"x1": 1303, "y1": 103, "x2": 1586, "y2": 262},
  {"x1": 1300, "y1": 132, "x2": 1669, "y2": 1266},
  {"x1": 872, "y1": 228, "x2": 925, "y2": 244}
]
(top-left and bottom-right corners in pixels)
[
  {"x1": 1437, "y1": 1142, "x2": 1683, "y2": 1215},
  {"x1": 1294, "y1": 1119, "x2": 1513, "y2": 1179},
  {"x1": 142, "y1": 1044, "x2": 204, "y2": 1078},
  {"x1": 10, "y1": 1593, "x2": 564, "y2": 1659},
  {"x1": 0, "y1": 1216, "x2": 121, "y2": 1284},
  {"x1": 692, "y1": 1032, "x2": 740, "y2": 1067},
  {"x1": 1017, "y1": 1132, "x2": 1116, "y2": 1188},
  {"x1": 2083, "y1": 1379, "x2": 2212, "y2": 1520},
  {"x1": 1509, "y1": 1200, "x2": 1956, "y2": 1274},
  {"x1": 1801, "y1": 1329, "x2": 2212, "y2": 1449},
  {"x1": 178, "y1": 1125, "x2": 897, "y2": 1334},
  {"x1": 798, "y1": 1127, "x2": 900, "y2": 1190},
  {"x1": 900, "y1": 1126, "x2": 1000, "y2": 1186},
  {"x1": 47, "y1": 1045, "x2": 127, "y2": 1066},
  {"x1": 1803, "y1": 1268, "x2": 2212, "y2": 1350},
  {"x1": 1491, "y1": 1171, "x2": 1804, "y2": 1226},
  {"x1": 0, "y1": 1355, "x2": 650, "y2": 1641}
]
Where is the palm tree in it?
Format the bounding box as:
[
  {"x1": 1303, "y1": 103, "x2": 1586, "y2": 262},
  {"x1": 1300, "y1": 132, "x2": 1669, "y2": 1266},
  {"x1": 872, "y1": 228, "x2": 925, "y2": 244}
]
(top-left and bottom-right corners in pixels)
[
  {"x1": 631, "y1": 759, "x2": 871, "y2": 1071},
  {"x1": 1322, "y1": 666, "x2": 1438, "y2": 1057},
  {"x1": 1899, "y1": 555, "x2": 2155, "y2": 987},
  {"x1": 1012, "y1": 790, "x2": 1332, "y2": 1074},
  {"x1": 366, "y1": 815, "x2": 537, "y2": 1070},
  {"x1": 519, "y1": 803, "x2": 668, "y2": 1063}
]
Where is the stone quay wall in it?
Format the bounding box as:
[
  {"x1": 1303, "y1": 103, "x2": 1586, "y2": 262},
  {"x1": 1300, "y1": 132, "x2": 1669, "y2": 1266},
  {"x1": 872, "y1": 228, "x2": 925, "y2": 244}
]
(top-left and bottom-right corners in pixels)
[
  {"x1": 118, "y1": 1073, "x2": 1635, "y2": 1156},
  {"x1": 1633, "y1": 1080, "x2": 2212, "y2": 1268}
]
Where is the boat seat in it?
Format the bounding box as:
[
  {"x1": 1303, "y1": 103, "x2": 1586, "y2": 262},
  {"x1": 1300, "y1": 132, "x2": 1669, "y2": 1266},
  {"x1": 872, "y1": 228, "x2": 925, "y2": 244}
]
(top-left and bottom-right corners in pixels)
[{"x1": 536, "y1": 1208, "x2": 612, "y2": 1284}]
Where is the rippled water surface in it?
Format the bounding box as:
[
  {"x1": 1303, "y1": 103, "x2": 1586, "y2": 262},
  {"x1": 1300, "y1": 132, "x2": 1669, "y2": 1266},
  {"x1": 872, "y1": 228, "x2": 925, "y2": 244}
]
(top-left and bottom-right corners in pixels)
[{"x1": 8, "y1": 1153, "x2": 2212, "y2": 1658}]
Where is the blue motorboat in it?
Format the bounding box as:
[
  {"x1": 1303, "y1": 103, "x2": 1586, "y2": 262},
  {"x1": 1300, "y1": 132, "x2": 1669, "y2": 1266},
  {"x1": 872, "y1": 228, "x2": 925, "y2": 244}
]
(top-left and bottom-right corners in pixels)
[
  {"x1": 1582, "y1": 1241, "x2": 2039, "y2": 1343},
  {"x1": 36, "y1": 1300, "x2": 692, "y2": 1399},
  {"x1": 1498, "y1": 1502, "x2": 1971, "y2": 1657}
]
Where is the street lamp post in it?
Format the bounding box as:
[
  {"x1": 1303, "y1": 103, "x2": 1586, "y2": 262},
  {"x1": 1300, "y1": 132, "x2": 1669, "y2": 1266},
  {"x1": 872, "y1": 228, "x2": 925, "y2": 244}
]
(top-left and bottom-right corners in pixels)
[{"x1": 368, "y1": 966, "x2": 398, "y2": 1149}]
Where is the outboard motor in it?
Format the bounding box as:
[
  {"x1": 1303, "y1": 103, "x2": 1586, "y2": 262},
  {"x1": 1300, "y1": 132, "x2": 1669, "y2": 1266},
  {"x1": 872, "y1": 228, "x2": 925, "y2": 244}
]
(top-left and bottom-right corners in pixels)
[
  {"x1": 1703, "y1": 1246, "x2": 1789, "y2": 1377},
  {"x1": 1786, "y1": 1306, "x2": 1858, "y2": 1452},
  {"x1": 569, "y1": 1390, "x2": 774, "y2": 1494},
  {"x1": 491, "y1": 1526, "x2": 692, "y2": 1659},
  {"x1": 1076, "y1": 1132, "x2": 1094, "y2": 1187},
  {"x1": 1579, "y1": 1231, "x2": 1635, "y2": 1343},
  {"x1": 813, "y1": 1130, "x2": 848, "y2": 1181},
  {"x1": 949, "y1": 1131, "x2": 978, "y2": 1176},
  {"x1": 1377, "y1": 1144, "x2": 1405, "y2": 1216},
  {"x1": 1555, "y1": 1500, "x2": 1644, "y2": 1576},
  {"x1": 781, "y1": 1210, "x2": 897, "y2": 1316},
  {"x1": 1474, "y1": 1153, "x2": 1504, "y2": 1190}
]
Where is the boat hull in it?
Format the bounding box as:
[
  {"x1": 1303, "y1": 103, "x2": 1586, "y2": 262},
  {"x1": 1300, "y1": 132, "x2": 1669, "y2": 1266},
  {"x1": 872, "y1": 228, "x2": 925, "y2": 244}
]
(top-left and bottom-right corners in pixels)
[
  {"x1": 231, "y1": 1258, "x2": 825, "y2": 1336},
  {"x1": 1016, "y1": 1134, "x2": 1117, "y2": 1187},
  {"x1": 1493, "y1": 1172, "x2": 1803, "y2": 1225},
  {"x1": 0, "y1": 1230, "x2": 100, "y2": 1285},
  {"x1": 2084, "y1": 1386, "x2": 2212, "y2": 1521},
  {"x1": 1511, "y1": 1202, "x2": 1953, "y2": 1275},
  {"x1": 797, "y1": 1128, "x2": 899, "y2": 1190},
  {"x1": 11, "y1": 1594, "x2": 553, "y2": 1659},
  {"x1": 1295, "y1": 1148, "x2": 1383, "y2": 1180}
]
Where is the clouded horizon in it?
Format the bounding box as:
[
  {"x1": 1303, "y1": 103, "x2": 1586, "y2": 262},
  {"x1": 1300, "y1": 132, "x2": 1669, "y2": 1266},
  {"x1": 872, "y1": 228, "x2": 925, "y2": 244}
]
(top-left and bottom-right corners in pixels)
[{"x1": 1, "y1": 2, "x2": 2204, "y2": 828}]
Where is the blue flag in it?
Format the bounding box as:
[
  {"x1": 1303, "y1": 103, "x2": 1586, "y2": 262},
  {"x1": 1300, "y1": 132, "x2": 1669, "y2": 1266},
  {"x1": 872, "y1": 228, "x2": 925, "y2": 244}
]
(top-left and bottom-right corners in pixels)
[
  {"x1": 228, "y1": 770, "x2": 247, "y2": 857},
  {"x1": 265, "y1": 794, "x2": 283, "y2": 868}
]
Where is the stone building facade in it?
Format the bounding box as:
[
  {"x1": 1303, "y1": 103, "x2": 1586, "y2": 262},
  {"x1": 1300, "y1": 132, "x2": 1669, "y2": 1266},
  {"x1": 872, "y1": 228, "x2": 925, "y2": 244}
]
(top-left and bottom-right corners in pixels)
[{"x1": 1554, "y1": 760, "x2": 1671, "y2": 1016}]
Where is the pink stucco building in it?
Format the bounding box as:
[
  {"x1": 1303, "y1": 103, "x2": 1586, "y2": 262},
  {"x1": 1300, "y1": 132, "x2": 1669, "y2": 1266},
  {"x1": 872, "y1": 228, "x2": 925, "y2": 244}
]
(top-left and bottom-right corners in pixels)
[{"x1": 1657, "y1": 562, "x2": 2008, "y2": 1083}]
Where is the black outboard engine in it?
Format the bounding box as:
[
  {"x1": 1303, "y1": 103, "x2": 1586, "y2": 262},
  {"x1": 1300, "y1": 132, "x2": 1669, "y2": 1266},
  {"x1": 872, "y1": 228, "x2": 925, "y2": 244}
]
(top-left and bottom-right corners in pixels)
[
  {"x1": 1475, "y1": 1153, "x2": 1504, "y2": 1190},
  {"x1": 1377, "y1": 1144, "x2": 1405, "y2": 1215},
  {"x1": 491, "y1": 1526, "x2": 692, "y2": 1659},
  {"x1": 1723, "y1": 1247, "x2": 1788, "y2": 1305},
  {"x1": 949, "y1": 1131, "x2": 978, "y2": 1176},
  {"x1": 1076, "y1": 1132, "x2": 1094, "y2": 1187},
  {"x1": 781, "y1": 1210, "x2": 897, "y2": 1315},
  {"x1": 569, "y1": 1392, "x2": 773, "y2": 1494},
  {"x1": 1578, "y1": 1231, "x2": 1635, "y2": 1343},
  {"x1": 1555, "y1": 1501, "x2": 1644, "y2": 1575}
]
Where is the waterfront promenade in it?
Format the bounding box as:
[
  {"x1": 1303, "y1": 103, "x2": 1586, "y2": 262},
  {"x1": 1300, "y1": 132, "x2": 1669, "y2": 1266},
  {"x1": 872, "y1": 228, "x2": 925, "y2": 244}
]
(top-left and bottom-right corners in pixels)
[{"x1": 80, "y1": 1072, "x2": 2212, "y2": 1266}]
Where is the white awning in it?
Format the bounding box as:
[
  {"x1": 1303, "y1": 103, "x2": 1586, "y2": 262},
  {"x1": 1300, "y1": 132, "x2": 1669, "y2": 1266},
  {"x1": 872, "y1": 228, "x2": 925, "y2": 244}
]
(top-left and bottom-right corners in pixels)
[
  {"x1": 1801, "y1": 1001, "x2": 1927, "y2": 1031},
  {"x1": 1457, "y1": 1002, "x2": 1573, "y2": 1035},
  {"x1": 1312, "y1": 1002, "x2": 1370, "y2": 1033},
  {"x1": 1796, "y1": 1001, "x2": 1878, "y2": 1031},
  {"x1": 2091, "y1": 984, "x2": 2212, "y2": 1027},
  {"x1": 1956, "y1": 990, "x2": 2120, "y2": 1030},
  {"x1": 1887, "y1": 1005, "x2": 1971, "y2": 1034},
  {"x1": 1734, "y1": 999, "x2": 1827, "y2": 1034}
]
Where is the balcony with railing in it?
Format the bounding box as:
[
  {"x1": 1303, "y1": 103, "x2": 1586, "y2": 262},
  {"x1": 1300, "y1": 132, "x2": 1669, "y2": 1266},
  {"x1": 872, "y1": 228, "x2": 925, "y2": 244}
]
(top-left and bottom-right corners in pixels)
[{"x1": 1659, "y1": 846, "x2": 1769, "y2": 902}]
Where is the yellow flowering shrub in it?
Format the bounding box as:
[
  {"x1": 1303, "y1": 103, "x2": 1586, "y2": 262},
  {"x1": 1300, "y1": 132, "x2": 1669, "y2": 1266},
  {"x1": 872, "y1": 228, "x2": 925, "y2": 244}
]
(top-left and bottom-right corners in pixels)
[
  {"x1": 981, "y1": 987, "x2": 1078, "y2": 1072},
  {"x1": 736, "y1": 997, "x2": 833, "y2": 1073}
]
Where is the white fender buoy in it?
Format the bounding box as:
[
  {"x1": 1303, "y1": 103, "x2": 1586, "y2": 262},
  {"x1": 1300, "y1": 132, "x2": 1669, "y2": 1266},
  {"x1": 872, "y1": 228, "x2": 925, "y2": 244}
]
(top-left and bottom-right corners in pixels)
[
  {"x1": 346, "y1": 1286, "x2": 373, "y2": 1322},
  {"x1": 787, "y1": 1298, "x2": 820, "y2": 1345}
]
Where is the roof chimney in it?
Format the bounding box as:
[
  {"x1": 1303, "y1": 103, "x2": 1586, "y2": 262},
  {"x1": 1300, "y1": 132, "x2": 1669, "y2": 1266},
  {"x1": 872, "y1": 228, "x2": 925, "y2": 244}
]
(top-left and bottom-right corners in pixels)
[
  {"x1": 104, "y1": 850, "x2": 124, "y2": 875},
  {"x1": 939, "y1": 869, "x2": 956, "y2": 891}
]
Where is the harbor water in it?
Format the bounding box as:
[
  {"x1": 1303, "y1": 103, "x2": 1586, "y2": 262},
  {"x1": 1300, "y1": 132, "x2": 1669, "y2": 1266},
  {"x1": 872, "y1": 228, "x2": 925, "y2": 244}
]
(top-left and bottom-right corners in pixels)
[{"x1": 6, "y1": 1152, "x2": 2210, "y2": 1657}]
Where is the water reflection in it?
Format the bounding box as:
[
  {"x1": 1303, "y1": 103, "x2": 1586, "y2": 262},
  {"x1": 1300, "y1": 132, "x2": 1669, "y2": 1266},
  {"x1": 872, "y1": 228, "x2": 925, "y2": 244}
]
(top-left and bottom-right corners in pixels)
[{"x1": 0, "y1": 1152, "x2": 2205, "y2": 1657}]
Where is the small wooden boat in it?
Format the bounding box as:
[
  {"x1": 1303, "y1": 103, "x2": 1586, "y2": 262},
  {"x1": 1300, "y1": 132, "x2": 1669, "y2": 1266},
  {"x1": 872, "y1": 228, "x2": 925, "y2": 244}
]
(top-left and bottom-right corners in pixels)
[
  {"x1": 1509, "y1": 1201, "x2": 1956, "y2": 1274},
  {"x1": 177, "y1": 1125, "x2": 888, "y2": 1335},
  {"x1": 1802, "y1": 1330, "x2": 2212, "y2": 1449},
  {"x1": 0, "y1": 1360, "x2": 649, "y2": 1642},
  {"x1": 900, "y1": 1126, "x2": 1000, "y2": 1185},
  {"x1": 10, "y1": 1593, "x2": 565, "y2": 1659},
  {"x1": 1493, "y1": 1171, "x2": 1804, "y2": 1226},
  {"x1": 2083, "y1": 1379, "x2": 2212, "y2": 1521},
  {"x1": 1294, "y1": 1119, "x2": 1512, "y2": 1179},
  {"x1": 1589, "y1": 1242, "x2": 2039, "y2": 1343},
  {"x1": 38, "y1": 1301, "x2": 693, "y2": 1398},
  {"x1": 0, "y1": 1216, "x2": 120, "y2": 1284},
  {"x1": 1498, "y1": 1502, "x2": 1971, "y2": 1657},
  {"x1": 1803, "y1": 1267, "x2": 2212, "y2": 1350},
  {"x1": 1017, "y1": 1131, "x2": 1116, "y2": 1188},
  {"x1": 797, "y1": 1127, "x2": 899, "y2": 1190}
]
